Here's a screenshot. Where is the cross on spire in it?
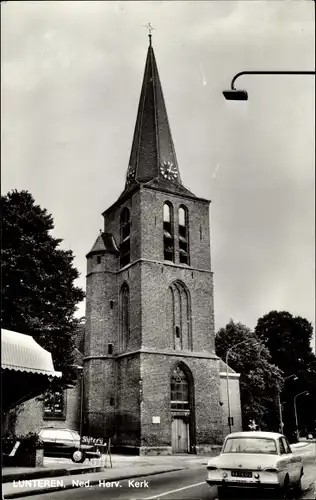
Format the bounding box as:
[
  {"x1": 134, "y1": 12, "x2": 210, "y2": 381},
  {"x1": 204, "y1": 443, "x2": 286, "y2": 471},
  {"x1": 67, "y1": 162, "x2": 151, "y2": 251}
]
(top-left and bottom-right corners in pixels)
[{"x1": 143, "y1": 22, "x2": 155, "y2": 45}]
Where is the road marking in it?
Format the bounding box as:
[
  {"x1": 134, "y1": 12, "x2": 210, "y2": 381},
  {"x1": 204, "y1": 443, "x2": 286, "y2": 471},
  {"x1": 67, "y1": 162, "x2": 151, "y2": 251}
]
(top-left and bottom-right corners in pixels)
[{"x1": 143, "y1": 481, "x2": 206, "y2": 499}]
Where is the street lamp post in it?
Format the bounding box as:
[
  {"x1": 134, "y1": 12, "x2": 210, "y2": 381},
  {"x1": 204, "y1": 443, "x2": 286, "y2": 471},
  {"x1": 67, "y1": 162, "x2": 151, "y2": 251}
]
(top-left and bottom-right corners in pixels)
[
  {"x1": 226, "y1": 339, "x2": 256, "y2": 434},
  {"x1": 222, "y1": 70, "x2": 315, "y2": 100},
  {"x1": 294, "y1": 391, "x2": 309, "y2": 441},
  {"x1": 278, "y1": 374, "x2": 298, "y2": 434}
]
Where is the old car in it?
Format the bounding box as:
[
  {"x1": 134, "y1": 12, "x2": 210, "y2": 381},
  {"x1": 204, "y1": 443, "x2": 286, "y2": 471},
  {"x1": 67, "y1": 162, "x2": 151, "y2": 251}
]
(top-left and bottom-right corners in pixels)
[
  {"x1": 206, "y1": 431, "x2": 303, "y2": 499},
  {"x1": 39, "y1": 428, "x2": 101, "y2": 463}
]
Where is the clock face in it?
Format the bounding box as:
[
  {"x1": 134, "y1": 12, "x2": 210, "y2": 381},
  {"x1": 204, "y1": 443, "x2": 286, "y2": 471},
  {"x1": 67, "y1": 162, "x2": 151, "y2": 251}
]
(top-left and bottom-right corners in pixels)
[{"x1": 160, "y1": 161, "x2": 178, "y2": 180}]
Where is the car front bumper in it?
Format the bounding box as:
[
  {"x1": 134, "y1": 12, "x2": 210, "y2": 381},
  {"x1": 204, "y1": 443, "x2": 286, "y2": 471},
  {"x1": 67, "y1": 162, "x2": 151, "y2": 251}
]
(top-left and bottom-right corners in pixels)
[
  {"x1": 206, "y1": 479, "x2": 280, "y2": 490},
  {"x1": 85, "y1": 450, "x2": 102, "y2": 458}
]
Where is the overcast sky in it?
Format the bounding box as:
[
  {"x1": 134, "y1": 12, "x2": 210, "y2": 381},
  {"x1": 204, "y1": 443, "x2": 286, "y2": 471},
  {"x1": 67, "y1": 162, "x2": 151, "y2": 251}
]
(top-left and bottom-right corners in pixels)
[{"x1": 1, "y1": 1, "x2": 315, "y2": 349}]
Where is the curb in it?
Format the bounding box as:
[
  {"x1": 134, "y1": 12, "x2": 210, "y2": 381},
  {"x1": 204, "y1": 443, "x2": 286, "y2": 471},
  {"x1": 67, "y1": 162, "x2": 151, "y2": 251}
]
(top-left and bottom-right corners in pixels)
[
  {"x1": 2, "y1": 466, "x2": 104, "y2": 484},
  {"x1": 3, "y1": 467, "x2": 187, "y2": 499}
]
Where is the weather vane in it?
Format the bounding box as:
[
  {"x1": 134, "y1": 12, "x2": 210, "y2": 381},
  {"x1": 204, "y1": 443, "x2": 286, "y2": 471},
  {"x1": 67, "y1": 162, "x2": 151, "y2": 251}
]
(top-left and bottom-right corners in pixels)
[{"x1": 143, "y1": 22, "x2": 155, "y2": 45}]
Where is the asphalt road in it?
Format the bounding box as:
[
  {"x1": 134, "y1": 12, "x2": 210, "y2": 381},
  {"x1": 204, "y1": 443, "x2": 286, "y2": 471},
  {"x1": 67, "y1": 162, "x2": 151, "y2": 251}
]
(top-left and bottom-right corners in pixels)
[{"x1": 22, "y1": 461, "x2": 315, "y2": 500}]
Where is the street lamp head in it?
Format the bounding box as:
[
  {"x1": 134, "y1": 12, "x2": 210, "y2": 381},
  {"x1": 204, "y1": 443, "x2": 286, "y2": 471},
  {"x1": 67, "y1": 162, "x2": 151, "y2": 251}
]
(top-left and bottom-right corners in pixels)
[{"x1": 223, "y1": 89, "x2": 248, "y2": 101}]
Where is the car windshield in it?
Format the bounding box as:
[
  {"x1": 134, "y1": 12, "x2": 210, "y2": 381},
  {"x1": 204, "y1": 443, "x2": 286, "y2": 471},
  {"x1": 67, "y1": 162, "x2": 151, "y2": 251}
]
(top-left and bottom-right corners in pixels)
[{"x1": 223, "y1": 437, "x2": 277, "y2": 455}]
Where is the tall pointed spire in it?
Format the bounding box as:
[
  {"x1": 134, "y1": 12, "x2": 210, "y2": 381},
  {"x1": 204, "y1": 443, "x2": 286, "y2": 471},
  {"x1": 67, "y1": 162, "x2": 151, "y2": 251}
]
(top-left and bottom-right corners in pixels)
[{"x1": 123, "y1": 32, "x2": 195, "y2": 198}]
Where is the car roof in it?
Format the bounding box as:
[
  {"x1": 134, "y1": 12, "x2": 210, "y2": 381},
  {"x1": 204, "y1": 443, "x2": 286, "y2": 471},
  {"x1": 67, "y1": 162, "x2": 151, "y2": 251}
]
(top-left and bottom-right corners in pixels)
[
  {"x1": 225, "y1": 431, "x2": 283, "y2": 440},
  {"x1": 41, "y1": 428, "x2": 78, "y2": 432}
]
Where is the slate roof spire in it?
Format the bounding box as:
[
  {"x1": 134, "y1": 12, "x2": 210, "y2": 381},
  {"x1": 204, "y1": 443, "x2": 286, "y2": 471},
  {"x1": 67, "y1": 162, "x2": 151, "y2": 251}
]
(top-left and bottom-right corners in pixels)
[{"x1": 122, "y1": 32, "x2": 196, "y2": 198}]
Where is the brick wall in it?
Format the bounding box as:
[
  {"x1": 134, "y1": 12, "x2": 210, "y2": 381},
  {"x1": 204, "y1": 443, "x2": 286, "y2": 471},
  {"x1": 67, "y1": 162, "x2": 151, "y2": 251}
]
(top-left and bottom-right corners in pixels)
[
  {"x1": 115, "y1": 354, "x2": 141, "y2": 446},
  {"x1": 83, "y1": 358, "x2": 116, "y2": 438}
]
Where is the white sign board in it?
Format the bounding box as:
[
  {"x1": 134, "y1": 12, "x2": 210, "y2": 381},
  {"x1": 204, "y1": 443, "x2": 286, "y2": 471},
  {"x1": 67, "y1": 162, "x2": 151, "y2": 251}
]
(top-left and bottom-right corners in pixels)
[{"x1": 152, "y1": 416, "x2": 160, "y2": 424}]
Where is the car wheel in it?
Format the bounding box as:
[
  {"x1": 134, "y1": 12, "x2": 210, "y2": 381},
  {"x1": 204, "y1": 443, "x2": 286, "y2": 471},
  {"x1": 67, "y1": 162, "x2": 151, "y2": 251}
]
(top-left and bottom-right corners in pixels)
[
  {"x1": 293, "y1": 471, "x2": 303, "y2": 497},
  {"x1": 72, "y1": 450, "x2": 85, "y2": 463},
  {"x1": 279, "y1": 475, "x2": 290, "y2": 499},
  {"x1": 217, "y1": 486, "x2": 228, "y2": 499}
]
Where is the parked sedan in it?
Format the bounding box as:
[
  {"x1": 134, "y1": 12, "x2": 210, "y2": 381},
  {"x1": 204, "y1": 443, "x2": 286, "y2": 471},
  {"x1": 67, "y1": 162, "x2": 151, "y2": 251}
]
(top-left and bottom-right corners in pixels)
[
  {"x1": 39, "y1": 428, "x2": 101, "y2": 463},
  {"x1": 206, "y1": 431, "x2": 303, "y2": 499}
]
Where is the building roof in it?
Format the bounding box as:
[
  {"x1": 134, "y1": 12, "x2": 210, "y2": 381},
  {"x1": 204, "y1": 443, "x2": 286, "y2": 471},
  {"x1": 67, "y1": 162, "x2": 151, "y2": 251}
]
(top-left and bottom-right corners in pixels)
[
  {"x1": 119, "y1": 36, "x2": 196, "y2": 200},
  {"x1": 1, "y1": 328, "x2": 62, "y2": 377},
  {"x1": 226, "y1": 431, "x2": 283, "y2": 439},
  {"x1": 86, "y1": 231, "x2": 119, "y2": 257},
  {"x1": 218, "y1": 359, "x2": 237, "y2": 374}
]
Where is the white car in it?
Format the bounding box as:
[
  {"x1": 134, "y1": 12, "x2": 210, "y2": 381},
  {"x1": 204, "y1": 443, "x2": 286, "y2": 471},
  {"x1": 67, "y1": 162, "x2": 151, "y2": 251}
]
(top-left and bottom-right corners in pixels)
[{"x1": 206, "y1": 431, "x2": 303, "y2": 499}]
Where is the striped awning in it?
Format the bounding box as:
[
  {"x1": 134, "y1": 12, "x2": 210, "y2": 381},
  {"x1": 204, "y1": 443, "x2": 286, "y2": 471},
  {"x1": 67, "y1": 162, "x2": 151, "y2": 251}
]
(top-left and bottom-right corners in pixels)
[{"x1": 1, "y1": 329, "x2": 62, "y2": 377}]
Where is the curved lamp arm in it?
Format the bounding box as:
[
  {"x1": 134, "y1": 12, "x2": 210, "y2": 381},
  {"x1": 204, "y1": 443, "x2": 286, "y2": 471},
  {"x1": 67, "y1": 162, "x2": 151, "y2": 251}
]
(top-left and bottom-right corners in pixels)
[{"x1": 223, "y1": 70, "x2": 315, "y2": 100}]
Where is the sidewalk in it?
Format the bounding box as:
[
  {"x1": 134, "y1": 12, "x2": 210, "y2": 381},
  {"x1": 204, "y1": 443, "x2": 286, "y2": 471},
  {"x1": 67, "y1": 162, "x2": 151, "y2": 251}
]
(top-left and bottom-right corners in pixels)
[{"x1": 2, "y1": 453, "x2": 213, "y2": 499}]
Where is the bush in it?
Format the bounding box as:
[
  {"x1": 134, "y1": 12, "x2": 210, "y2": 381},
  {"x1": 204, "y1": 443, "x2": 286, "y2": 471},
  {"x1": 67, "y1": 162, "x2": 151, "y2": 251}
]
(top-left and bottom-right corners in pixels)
[
  {"x1": 18, "y1": 432, "x2": 44, "y2": 450},
  {"x1": 2, "y1": 432, "x2": 18, "y2": 454}
]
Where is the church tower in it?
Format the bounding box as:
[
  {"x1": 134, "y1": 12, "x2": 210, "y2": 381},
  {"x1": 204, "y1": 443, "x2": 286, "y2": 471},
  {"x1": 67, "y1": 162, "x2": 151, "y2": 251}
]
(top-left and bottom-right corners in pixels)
[{"x1": 84, "y1": 34, "x2": 226, "y2": 454}]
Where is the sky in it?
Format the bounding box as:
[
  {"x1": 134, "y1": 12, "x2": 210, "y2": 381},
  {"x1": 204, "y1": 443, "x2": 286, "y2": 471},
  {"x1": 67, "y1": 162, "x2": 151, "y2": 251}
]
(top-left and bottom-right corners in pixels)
[{"x1": 1, "y1": 0, "x2": 315, "y2": 350}]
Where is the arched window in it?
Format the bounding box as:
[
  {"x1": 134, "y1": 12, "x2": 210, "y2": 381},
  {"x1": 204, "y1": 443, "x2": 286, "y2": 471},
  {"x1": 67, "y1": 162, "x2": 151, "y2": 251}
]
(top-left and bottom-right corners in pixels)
[
  {"x1": 178, "y1": 206, "x2": 189, "y2": 264},
  {"x1": 163, "y1": 203, "x2": 174, "y2": 262},
  {"x1": 120, "y1": 208, "x2": 130, "y2": 268},
  {"x1": 167, "y1": 281, "x2": 192, "y2": 351},
  {"x1": 119, "y1": 283, "x2": 129, "y2": 351},
  {"x1": 170, "y1": 366, "x2": 189, "y2": 410}
]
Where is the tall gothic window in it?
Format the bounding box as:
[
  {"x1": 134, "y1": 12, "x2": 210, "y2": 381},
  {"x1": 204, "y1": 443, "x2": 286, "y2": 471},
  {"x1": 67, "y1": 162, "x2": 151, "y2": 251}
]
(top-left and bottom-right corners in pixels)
[
  {"x1": 166, "y1": 281, "x2": 192, "y2": 351},
  {"x1": 179, "y1": 206, "x2": 189, "y2": 265},
  {"x1": 120, "y1": 207, "x2": 130, "y2": 268},
  {"x1": 170, "y1": 366, "x2": 190, "y2": 410},
  {"x1": 119, "y1": 283, "x2": 130, "y2": 351},
  {"x1": 163, "y1": 203, "x2": 174, "y2": 262}
]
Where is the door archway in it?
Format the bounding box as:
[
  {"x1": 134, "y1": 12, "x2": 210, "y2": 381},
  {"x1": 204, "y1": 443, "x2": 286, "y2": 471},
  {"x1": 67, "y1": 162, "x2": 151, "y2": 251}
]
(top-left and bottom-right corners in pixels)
[{"x1": 170, "y1": 363, "x2": 195, "y2": 453}]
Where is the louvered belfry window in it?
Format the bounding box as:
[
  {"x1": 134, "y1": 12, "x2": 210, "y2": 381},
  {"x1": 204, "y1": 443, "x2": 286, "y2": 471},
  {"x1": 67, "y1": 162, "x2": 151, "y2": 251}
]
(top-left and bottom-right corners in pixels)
[
  {"x1": 163, "y1": 202, "x2": 174, "y2": 262},
  {"x1": 170, "y1": 366, "x2": 189, "y2": 410},
  {"x1": 179, "y1": 206, "x2": 189, "y2": 264},
  {"x1": 120, "y1": 207, "x2": 130, "y2": 268}
]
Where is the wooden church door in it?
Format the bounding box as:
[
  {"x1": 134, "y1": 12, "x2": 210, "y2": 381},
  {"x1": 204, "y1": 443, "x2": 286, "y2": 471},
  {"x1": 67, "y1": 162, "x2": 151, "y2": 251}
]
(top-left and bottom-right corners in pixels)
[{"x1": 172, "y1": 418, "x2": 190, "y2": 453}]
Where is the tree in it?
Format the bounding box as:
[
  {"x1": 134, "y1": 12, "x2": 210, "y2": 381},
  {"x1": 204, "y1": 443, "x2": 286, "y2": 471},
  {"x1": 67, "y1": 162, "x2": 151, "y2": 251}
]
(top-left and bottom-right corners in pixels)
[
  {"x1": 216, "y1": 320, "x2": 283, "y2": 431},
  {"x1": 1, "y1": 190, "x2": 85, "y2": 386},
  {"x1": 255, "y1": 311, "x2": 316, "y2": 438}
]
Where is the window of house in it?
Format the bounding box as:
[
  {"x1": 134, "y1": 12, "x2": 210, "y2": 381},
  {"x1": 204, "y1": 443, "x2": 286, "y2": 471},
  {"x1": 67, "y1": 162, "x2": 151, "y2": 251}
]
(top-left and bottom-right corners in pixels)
[
  {"x1": 163, "y1": 203, "x2": 174, "y2": 262},
  {"x1": 120, "y1": 207, "x2": 130, "y2": 268},
  {"x1": 178, "y1": 206, "x2": 189, "y2": 265},
  {"x1": 43, "y1": 391, "x2": 66, "y2": 420},
  {"x1": 119, "y1": 282, "x2": 130, "y2": 351},
  {"x1": 170, "y1": 366, "x2": 189, "y2": 410}
]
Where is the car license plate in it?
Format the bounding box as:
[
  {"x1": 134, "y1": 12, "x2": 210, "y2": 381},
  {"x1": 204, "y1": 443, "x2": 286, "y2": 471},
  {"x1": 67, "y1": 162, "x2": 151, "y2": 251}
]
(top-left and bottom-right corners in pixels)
[{"x1": 231, "y1": 471, "x2": 252, "y2": 478}]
